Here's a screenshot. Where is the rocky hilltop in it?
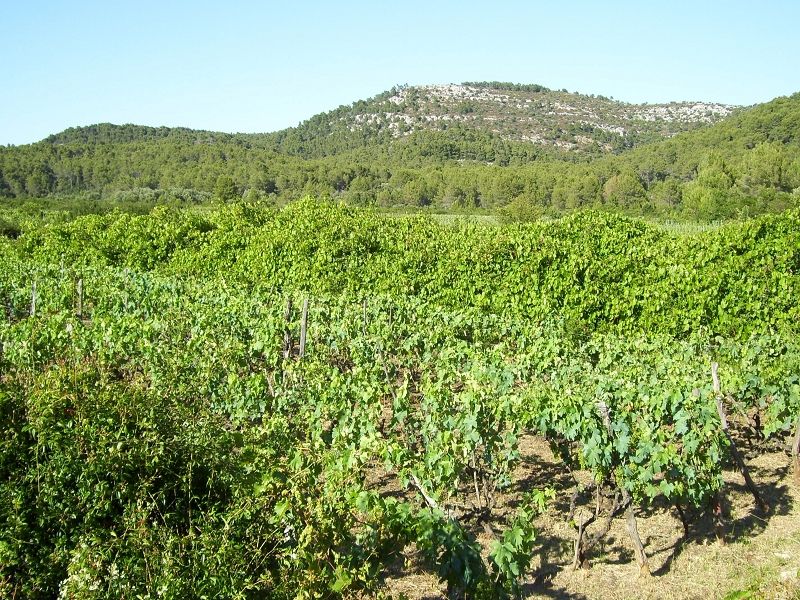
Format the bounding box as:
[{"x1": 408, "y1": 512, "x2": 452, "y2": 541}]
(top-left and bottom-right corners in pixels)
[{"x1": 284, "y1": 82, "x2": 737, "y2": 155}]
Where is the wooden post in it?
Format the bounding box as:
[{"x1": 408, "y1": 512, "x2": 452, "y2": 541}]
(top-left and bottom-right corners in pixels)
[
  {"x1": 283, "y1": 298, "x2": 293, "y2": 359},
  {"x1": 410, "y1": 473, "x2": 439, "y2": 511},
  {"x1": 30, "y1": 282, "x2": 36, "y2": 317},
  {"x1": 792, "y1": 416, "x2": 800, "y2": 486},
  {"x1": 712, "y1": 363, "x2": 726, "y2": 429},
  {"x1": 298, "y1": 299, "x2": 309, "y2": 359},
  {"x1": 712, "y1": 363, "x2": 766, "y2": 512},
  {"x1": 76, "y1": 278, "x2": 83, "y2": 319}
]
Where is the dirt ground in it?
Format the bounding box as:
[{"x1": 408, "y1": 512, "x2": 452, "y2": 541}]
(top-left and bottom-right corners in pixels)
[{"x1": 379, "y1": 435, "x2": 800, "y2": 599}]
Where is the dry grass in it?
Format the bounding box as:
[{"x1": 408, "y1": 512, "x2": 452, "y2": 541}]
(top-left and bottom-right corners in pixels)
[{"x1": 378, "y1": 436, "x2": 800, "y2": 599}]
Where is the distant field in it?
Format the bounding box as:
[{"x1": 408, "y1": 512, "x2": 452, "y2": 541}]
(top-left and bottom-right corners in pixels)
[
  {"x1": 381, "y1": 210, "x2": 730, "y2": 233},
  {"x1": 648, "y1": 219, "x2": 726, "y2": 235},
  {"x1": 380, "y1": 211, "x2": 501, "y2": 225}
]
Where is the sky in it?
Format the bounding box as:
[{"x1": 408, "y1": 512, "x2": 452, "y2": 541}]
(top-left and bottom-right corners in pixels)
[{"x1": 1, "y1": 0, "x2": 798, "y2": 145}]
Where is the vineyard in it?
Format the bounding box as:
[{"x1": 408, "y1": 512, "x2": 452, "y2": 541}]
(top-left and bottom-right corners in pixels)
[{"x1": 1, "y1": 199, "x2": 799, "y2": 598}]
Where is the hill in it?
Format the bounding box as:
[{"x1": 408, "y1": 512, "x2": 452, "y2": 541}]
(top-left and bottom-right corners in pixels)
[
  {"x1": 0, "y1": 85, "x2": 798, "y2": 220},
  {"x1": 269, "y1": 82, "x2": 736, "y2": 157},
  {"x1": 43, "y1": 124, "x2": 234, "y2": 146},
  {"x1": 37, "y1": 83, "x2": 737, "y2": 160}
]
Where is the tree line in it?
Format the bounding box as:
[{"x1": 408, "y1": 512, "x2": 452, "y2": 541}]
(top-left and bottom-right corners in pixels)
[{"x1": 1, "y1": 93, "x2": 798, "y2": 221}]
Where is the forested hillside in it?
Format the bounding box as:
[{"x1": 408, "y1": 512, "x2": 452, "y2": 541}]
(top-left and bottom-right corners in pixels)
[{"x1": 0, "y1": 87, "x2": 798, "y2": 221}]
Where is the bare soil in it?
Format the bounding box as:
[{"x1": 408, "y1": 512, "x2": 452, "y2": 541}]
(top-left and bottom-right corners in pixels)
[{"x1": 378, "y1": 435, "x2": 800, "y2": 599}]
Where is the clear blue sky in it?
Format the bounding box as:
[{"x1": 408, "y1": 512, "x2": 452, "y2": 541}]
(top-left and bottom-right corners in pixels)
[{"x1": 1, "y1": 0, "x2": 798, "y2": 145}]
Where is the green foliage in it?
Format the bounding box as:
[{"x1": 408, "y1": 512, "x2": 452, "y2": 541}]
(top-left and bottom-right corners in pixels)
[
  {"x1": 0, "y1": 215, "x2": 21, "y2": 239},
  {"x1": 2, "y1": 90, "x2": 798, "y2": 221},
  {"x1": 498, "y1": 196, "x2": 543, "y2": 222},
  {"x1": 0, "y1": 201, "x2": 798, "y2": 596},
  {"x1": 489, "y1": 488, "x2": 555, "y2": 595},
  {"x1": 602, "y1": 168, "x2": 646, "y2": 207},
  {"x1": 212, "y1": 175, "x2": 237, "y2": 203},
  {"x1": 463, "y1": 81, "x2": 550, "y2": 93},
  {"x1": 14, "y1": 200, "x2": 800, "y2": 337}
]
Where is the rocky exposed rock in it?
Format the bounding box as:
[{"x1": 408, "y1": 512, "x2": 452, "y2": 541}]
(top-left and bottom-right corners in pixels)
[{"x1": 334, "y1": 83, "x2": 738, "y2": 152}]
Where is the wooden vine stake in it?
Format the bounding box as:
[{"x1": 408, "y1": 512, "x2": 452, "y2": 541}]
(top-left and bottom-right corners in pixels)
[
  {"x1": 30, "y1": 282, "x2": 37, "y2": 317},
  {"x1": 298, "y1": 299, "x2": 309, "y2": 359},
  {"x1": 792, "y1": 415, "x2": 800, "y2": 486},
  {"x1": 712, "y1": 363, "x2": 766, "y2": 512},
  {"x1": 283, "y1": 298, "x2": 293, "y2": 359},
  {"x1": 76, "y1": 278, "x2": 83, "y2": 319}
]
